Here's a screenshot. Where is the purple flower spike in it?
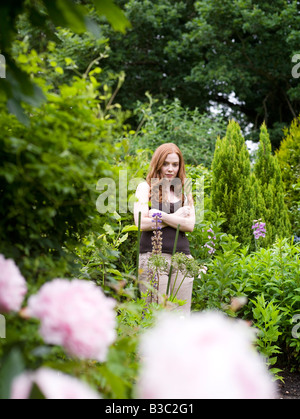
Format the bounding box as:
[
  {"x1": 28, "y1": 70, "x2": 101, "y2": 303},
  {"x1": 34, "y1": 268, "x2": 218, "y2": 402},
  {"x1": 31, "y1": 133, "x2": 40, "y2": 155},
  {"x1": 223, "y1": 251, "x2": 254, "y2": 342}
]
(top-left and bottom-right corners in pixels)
[{"x1": 252, "y1": 219, "x2": 267, "y2": 240}]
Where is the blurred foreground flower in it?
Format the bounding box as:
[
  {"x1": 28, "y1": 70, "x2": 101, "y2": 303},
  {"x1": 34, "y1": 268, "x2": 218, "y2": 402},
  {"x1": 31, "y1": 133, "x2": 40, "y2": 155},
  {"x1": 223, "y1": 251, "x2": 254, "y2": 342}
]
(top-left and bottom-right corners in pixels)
[
  {"x1": 0, "y1": 254, "x2": 27, "y2": 313},
  {"x1": 27, "y1": 279, "x2": 116, "y2": 362},
  {"x1": 11, "y1": 368, "x2": 100, "y2": 399},
  {"x1": 137, "y1": 311, "x2": 276, "y2": 399},
  {"x1": 230, "y1": 296, "x2": 248, "y2": 312}
]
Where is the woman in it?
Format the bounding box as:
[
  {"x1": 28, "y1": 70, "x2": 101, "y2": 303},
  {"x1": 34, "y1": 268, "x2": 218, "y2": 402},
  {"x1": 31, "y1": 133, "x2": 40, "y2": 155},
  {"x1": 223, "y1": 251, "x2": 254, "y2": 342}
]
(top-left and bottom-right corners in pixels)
[{"x1": 134, "y1": 143, "x2": 195, "y2": 313}]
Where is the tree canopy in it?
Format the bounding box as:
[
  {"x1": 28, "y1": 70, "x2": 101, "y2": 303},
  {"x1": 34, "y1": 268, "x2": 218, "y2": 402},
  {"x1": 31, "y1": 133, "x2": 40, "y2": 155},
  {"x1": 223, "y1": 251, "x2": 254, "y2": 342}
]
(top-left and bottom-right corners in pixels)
[{"x1": 104, "y1": 0, "x2": 300, "y2": 147}]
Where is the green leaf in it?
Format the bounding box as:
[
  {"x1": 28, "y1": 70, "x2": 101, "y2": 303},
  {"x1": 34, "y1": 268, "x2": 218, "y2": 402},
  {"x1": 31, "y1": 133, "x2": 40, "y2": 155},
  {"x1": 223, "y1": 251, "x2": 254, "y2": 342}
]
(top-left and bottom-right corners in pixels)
[
  {"x1": 29, "y1": 383, "x2": 46, "y2": 400},
  {"x1": 103, "y1": 223, "x2": 115, "y2": 236},
  {"x1": 92, "y1": 0, "x2": 131, "y2": 33},
  {"x1": 0, "y1": 348, "x2": 25, "y2": 399},
  {"x1": 121, "y1": 225, "x2": 138, "y2": 233},
  {"x1": 98, "y1": 364, "x2": 128, "y2": 399},
  {"x1": 118, "y1": 233, "x2": 128, "y2": 244},
  {"x1": 43, "y1": 0, "x2": 86, "y2": 33},
  {"x1": 7, "y1": 98, "x2": 29, "y2": 126}
]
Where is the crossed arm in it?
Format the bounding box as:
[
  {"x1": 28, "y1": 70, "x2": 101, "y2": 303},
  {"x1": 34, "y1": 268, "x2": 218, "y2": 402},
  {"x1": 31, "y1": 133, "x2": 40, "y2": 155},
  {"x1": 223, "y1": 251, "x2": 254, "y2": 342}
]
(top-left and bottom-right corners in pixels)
[{"x1": 133, "y1": 182, "x2": 195, "y2": 233}]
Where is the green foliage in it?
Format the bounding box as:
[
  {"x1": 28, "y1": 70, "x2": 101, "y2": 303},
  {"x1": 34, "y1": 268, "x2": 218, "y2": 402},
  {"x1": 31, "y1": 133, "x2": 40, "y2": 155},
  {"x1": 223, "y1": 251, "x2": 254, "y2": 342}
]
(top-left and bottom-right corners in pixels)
[
  {"x1": 211, "y1": 120, "x2": 292, "y2": 248},
  {"x1": 193, "y1": 233, "x2": 243, "y2": 311},
  {"x1": 102, "y1": 0, "x2": 197, "y2": 111},
  {"x1": 104, "y1": 0, "x2": 300, "y2": 146},
  {"x1": 250, "y1": 294, "x2": 283, "y2": 378},
  {"x1": 0, "y1": 348, "x2": 25, "y2": 399},
  {"x1": 0, "y1": 43, "x2": 132, "y2": 286},
  {"x1": 193, "y1": 236, "x2": 300, "y2": 369},
  {"x1": 130, "y1": 97, "x2": 227, "y2": 167},
  {"x1": 0, "y1": 0, "x2": 130, "y2": 123},
  {"x1": 276, "y1": 117, "x2": 300, "y2": 238},
  {"x1": 253, "y1": 123, "x2": 291, "y2": 245},
  {"x1": 1, "y1": 0, "x2": 300, "y2": 397},
  {"x1": 211, "y1": 120, "x2": 255, "y2": 246}
]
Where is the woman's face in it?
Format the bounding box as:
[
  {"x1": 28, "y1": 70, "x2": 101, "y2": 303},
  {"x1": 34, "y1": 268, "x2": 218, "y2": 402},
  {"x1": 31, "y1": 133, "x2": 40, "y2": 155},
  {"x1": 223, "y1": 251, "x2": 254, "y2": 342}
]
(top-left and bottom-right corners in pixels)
[{"x1": 160, "y1": 153, "x2": 180, "y2": 180}]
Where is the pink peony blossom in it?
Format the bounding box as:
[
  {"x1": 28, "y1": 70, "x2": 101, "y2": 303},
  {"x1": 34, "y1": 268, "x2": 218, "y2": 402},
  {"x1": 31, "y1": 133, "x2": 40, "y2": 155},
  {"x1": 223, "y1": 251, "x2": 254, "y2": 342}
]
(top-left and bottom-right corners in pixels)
[
  {"x1": 137, "y1": 311, "x2": 276, "y2": 399},
  {"x1": 11, "y1": 368, "x2": 100, "y2": 399},
  {"x1": 27, "y1": 279, "x2": 116, "y2": 362},
  {"x1": 0, "y1": 254, "x2": 27, "y2": 313}
]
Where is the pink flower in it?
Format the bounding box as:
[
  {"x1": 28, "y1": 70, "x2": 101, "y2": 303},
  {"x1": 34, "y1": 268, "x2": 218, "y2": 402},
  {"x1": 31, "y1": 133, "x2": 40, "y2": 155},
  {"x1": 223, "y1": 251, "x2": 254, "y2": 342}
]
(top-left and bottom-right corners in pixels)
[
  {"x1": 11, "y1": 368, "x2": 100, "y2": 399},
  {"x1": 27, "y1": 279, "x2": 116, "y2": 362},
  {"x1": 137, "y1": 311, "x2": 276, "y2": 399},
  {"x1": 0, "y1": 254, "x2": 27, "y2": 313}
]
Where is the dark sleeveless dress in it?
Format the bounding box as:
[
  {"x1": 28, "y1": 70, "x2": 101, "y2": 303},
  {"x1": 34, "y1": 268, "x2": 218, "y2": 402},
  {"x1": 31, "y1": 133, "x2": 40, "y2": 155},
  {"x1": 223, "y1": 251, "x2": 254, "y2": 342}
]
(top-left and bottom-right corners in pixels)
[{"x1": 139, "y1": 199, "x2": 191, "y2": 255}]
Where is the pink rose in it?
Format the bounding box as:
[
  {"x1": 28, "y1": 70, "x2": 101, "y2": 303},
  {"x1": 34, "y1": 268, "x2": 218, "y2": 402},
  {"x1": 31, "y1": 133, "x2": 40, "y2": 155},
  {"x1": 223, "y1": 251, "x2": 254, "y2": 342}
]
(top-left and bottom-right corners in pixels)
[
  {"x1": 0, "y1": 254, "x2": 27, "y2": 313},
  {"x1": 27, "y1": 279, "x2": 116, "y2": 362},
  {"x1": 137, "y1": 311, "x2": 276, "y2": 399},
  {"x1": 11, "y1": 368, "x2": 100, "y2": 399}
]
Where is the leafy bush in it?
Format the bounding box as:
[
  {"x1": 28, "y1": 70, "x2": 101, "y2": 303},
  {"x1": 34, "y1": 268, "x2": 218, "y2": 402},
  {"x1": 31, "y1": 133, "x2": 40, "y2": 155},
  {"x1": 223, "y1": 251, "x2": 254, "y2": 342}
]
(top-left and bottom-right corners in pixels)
[
  {"x1": 211, "y1": 120, "x2": 291, "y2": 248},
  {"x1": 193, "y1": 236, "x2": 300, "y2": 369},
  {"x1": 0, "y1": 42, "x2": 131, "y2": 286},
  {"x1": 276, "y1": 117, "x2": 300, "y2": 239},
  {"x1": 253, "y1": 123, "x2": 291, "y2": 246},
  {"x1": 129, "y1": 97, "x2": 227, "y2": 167}
]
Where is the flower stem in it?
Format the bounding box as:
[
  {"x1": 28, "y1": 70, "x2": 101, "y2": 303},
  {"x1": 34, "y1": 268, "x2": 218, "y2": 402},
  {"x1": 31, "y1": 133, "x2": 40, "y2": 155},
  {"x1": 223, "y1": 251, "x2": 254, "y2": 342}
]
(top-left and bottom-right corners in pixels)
[
  {"x1": 170, "y1": 269, "x2": 180, "y2": 298},
  {"x1": 172, "y1": 273, "x2": 188, "y2": 300},
  {"x1": 136, "y1": 211, "x2": 141, "y2": 290},
  {"x1": 166, "y1": 224, "x2": 180, "y2": 296}
]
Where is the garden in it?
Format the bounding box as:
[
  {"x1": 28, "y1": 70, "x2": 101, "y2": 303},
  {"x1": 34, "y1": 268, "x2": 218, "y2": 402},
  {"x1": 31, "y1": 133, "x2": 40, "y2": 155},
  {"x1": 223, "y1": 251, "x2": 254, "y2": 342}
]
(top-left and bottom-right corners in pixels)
[{"x1": 0, "y1": 0, "x2": 299, "y2": 400}]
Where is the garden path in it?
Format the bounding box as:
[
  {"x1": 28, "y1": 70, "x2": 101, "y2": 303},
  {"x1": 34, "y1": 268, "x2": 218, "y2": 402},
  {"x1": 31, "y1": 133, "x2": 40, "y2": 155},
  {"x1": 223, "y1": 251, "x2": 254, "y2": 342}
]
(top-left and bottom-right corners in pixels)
[{"x1": 278, "y1": 370, "x2": 300, "y2": 399}]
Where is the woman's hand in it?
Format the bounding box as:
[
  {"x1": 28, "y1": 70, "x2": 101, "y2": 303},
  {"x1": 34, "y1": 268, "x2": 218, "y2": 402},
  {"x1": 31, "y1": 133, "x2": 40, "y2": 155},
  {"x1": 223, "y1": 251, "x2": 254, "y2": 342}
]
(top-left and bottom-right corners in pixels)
[
  {"x1": 149, "y1": 209, "x2": 162, "y2": 218},
  {"x1": 174, "y1": 206, "x2": 191, "y2": 218}
]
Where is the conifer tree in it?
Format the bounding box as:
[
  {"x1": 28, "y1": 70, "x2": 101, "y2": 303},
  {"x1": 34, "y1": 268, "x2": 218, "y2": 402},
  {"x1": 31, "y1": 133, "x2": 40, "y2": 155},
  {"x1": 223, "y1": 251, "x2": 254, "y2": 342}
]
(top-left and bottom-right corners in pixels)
[
  {"x1": 211, "y1": 120, "x2": 256, "y2": 246},
  {"x1": 253, "y1": 123, "x2": 291, "y2": 245},
  {"x1": 276, "y1": 118, "x2": 300, "y2": 238}
]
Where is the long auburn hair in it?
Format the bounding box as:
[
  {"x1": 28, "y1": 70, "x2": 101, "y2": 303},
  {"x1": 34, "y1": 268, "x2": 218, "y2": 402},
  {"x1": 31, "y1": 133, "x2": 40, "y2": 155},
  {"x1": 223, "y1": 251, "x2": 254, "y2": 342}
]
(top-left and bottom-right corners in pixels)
[{"x1": 146, "y1": 143, "x2": 191, "y2": 206}]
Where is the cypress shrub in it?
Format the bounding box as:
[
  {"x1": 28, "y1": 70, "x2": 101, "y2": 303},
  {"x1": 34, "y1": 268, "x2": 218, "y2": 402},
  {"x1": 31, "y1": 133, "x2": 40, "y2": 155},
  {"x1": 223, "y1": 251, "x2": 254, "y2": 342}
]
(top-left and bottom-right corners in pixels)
[
  {"x1": 253, "y1": 122, "x2": 291, "y2": 246},
  {"x1": 211, "y1": 119, "x2": 255, "y2": 246},
  {"x1": 276, "y1": 117, "x2": 300, "y2": 238},
  {"x1": 211, "y1": 120, "x2": 291, "y2": 248}
]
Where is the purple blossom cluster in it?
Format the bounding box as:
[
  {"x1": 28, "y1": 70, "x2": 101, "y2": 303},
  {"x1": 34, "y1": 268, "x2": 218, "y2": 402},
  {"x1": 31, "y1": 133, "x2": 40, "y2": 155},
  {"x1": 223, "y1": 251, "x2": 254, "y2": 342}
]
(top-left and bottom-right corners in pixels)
[
  {"x1": 151, "y1": 212, "x2": 163, "y2": 255},
  {"x1": 147, "y1": 212, "x2": 164, "y2": 302},
  {"x1": 252, "y1": 219, "x2": 266, "y2": 240},
  {"x1": 204, "y1": 228, "x2": 217, "y2": 255}
]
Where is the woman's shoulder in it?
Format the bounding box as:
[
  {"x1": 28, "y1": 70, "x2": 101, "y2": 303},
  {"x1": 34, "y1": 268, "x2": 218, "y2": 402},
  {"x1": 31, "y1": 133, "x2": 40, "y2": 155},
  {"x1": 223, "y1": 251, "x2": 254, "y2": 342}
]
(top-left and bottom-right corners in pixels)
[
  {"x1": 136, "y1": 181, "x2": 149, "y2": 190},
  {"x1": 135, "y1": 181, "x2": 150, "y2": 195}
]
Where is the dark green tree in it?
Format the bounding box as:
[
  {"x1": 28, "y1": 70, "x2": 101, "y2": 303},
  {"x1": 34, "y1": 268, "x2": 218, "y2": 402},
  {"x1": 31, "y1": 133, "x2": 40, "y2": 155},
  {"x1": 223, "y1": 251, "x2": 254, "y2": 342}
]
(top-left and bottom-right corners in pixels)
[
  {"x1": 130, "y1": 98, "x2": 227, "y2": 167},
  {"x1": 211, "y1": 119, "x2": 256, "y2": 246},
  {"x1": 211, "y1": 120, "x2": 292, "y2": 248},
  {"x1": 276, "y1": 117, "x2": 300, "y2": 238},
  {"x1": 253, "y1": 122, "x2": 292, "y2": 245},
  {"x1": 104, "y1": 0, "x2": 300, "y2": 147}
]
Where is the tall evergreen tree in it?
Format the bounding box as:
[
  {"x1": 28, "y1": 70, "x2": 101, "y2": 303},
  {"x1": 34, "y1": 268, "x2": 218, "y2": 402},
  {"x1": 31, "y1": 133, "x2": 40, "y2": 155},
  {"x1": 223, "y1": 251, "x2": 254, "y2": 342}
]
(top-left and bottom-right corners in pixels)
[
  {"x1": 253, "y1": 123, "x2": 291, "y2": 245},
  {"x1": 276, "y1": 117, "x2": 300, "y2": 237},
  {"x1": 211, "y1": 120, "x2": 291, "y2": 248},
  {"x1": 211, "y1": 120, "x2": 256, "y2": 246}
]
